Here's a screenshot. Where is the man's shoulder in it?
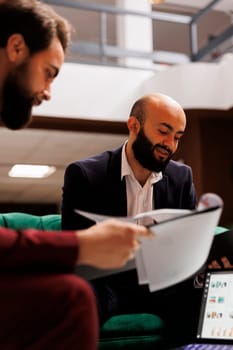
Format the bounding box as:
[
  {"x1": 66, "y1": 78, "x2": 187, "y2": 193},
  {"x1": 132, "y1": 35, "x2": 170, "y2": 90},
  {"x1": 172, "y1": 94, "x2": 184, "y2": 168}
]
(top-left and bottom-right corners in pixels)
[
  {"x1": 167, "y1": 159, "x2": 191, "y2": 170},
  {"x1": 65, "y1": 146, "x2": 123, "y2": 176},
  {"x1": 165, "y1": 160, "x2": 192, "y2": 175},
  {"x1": 77, "y1": 145, "x2": 122, "y2": 166}
]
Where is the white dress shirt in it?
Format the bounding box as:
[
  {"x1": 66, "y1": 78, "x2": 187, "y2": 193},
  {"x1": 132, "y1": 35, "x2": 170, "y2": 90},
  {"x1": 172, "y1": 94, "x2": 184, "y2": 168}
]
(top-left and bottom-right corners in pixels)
[{"x1": 121, "y1": 142, "x2": 162, "y2": 225}]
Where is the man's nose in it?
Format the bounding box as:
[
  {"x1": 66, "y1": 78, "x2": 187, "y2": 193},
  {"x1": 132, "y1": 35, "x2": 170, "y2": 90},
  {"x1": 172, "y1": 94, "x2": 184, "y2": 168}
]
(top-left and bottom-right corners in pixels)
[
  {"x1": 43, "y1": 89, "x2": 51, "y2": 101},
  {"x1": 163, "y1": 134, "x2": 176, "y2": 151}
]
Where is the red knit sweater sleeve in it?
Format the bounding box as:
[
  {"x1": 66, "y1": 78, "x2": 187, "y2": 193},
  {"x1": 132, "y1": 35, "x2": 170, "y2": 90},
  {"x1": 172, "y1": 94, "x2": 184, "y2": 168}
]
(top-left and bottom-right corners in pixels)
[{"x1": 0, "y1": 227, "x2": 78, "y2": 272}]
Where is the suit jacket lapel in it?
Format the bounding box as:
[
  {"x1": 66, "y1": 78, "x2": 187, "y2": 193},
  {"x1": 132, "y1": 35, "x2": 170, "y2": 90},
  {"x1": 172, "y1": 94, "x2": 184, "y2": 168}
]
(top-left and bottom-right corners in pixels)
[
  {"x1": 107, "y1": 146, "x2": 127, "y2": 216},
  {"x1": 153, "y1": 174, "x2": 168, "y2": 209}
]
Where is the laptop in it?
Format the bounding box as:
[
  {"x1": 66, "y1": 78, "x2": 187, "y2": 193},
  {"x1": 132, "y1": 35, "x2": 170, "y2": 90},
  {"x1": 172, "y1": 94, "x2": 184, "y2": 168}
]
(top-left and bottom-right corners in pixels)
[{"x1": 173, "y1": 269, "x2": 233, "y2": 349}]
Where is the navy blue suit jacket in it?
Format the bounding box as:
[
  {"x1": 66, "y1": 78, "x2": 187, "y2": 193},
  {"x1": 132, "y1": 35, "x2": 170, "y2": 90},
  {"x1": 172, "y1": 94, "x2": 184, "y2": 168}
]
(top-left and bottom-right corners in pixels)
[
  {"x1": 62, "y1": 146, "x2": 198, "y2": 327},
  {"x1": 62, "y1": 146, "x2": 197, "y2": 230}
]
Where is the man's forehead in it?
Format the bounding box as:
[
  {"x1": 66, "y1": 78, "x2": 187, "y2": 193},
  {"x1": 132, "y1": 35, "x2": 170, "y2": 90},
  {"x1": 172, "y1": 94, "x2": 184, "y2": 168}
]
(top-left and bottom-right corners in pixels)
[
  {"x1": 145, "y1": 106, "x2": 186, "y2": 129},
  {"x1": 159, "y1": 121, "x2": 185, "y2": 133},
  {"x1": 33, "y1": 37, "x2": 64, "y2": 68}
]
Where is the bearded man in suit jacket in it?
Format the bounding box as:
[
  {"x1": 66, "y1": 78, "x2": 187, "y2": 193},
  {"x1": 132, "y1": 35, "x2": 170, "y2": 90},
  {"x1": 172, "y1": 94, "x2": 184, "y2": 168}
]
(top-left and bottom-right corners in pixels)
[
  {"x1": 62, "y1": 93, "x2": 200, "y2": 346},
  {"x1": 62, "y1": 93, "x2": 196, "y2": 230}
]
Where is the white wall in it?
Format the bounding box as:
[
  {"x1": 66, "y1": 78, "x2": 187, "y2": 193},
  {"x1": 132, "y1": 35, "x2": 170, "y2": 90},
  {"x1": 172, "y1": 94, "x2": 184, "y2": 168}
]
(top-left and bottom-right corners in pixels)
[
  {"x1": 142, "y1": 53, "x2": 233, "y2": 110},
  {"x1": 33, "y1": 63, "x2": 154, "y2": 121},
  {"x1": 33, "y1": 53, "x2": 233, "y2": 120}
]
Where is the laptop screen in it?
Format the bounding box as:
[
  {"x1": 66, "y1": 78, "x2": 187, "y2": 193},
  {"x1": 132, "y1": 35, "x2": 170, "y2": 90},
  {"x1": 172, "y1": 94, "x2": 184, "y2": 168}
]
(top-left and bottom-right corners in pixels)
[
  {"x1": 197, "y1": 269, "x2": 233, "y2": 344},
  {"x1": 171, "y1": 270, "x2": 233, "y2": 350}
]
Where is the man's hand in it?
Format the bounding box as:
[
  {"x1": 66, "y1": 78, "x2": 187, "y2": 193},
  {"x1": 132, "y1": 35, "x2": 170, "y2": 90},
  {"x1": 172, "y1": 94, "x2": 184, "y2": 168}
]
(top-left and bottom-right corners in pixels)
[
  {"x1": 194, "y1": 256, "x2": 233, "y2": 288},
  {"x1": 208, "y1": 256, "x2": 233, "y2": 269},
  {"x1": 76, "y1": 219, "x2": 151, "y2": 269}
]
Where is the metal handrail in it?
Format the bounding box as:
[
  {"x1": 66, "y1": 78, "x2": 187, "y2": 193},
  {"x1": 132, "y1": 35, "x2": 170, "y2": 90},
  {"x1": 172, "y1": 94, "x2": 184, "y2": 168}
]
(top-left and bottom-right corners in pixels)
[
  {"x1": 44, "y1": 0, "x2": 231, "y2": 68},
  {"x1": 44, "y1": 0, "x2": 191, "y2": 23}
]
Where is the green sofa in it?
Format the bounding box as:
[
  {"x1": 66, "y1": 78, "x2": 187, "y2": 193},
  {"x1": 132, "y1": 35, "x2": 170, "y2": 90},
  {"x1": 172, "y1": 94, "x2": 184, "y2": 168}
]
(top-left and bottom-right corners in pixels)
[{"x1": 0, "y1": 212, "x2": 229, "y2": 349}]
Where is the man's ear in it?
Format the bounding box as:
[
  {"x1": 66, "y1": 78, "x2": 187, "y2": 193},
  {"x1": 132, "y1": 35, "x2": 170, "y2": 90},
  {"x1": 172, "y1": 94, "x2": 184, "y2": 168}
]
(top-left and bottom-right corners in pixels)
[
  {"x1": 6, "y1": 34, "x2": 29, "y2": 63},
  {"x1": 127, "y1": 116, "x2": 140, "y2": 134}
]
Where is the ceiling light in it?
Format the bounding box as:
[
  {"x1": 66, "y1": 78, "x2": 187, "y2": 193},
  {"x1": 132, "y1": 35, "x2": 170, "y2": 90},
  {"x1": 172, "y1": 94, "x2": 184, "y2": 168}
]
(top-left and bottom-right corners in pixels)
[
  {"x1": 150, "y1": 0, "x2": 166, "y2": 4},
  {"x1": 8, "y1": 164, "x2": 56, "y2": 178}
]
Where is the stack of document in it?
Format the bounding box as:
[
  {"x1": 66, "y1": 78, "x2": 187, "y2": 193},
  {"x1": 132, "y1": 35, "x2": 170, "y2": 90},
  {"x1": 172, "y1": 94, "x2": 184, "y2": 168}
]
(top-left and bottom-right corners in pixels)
[{"x1": 75, "y1": 193, "x2": 223, "y2": 292}]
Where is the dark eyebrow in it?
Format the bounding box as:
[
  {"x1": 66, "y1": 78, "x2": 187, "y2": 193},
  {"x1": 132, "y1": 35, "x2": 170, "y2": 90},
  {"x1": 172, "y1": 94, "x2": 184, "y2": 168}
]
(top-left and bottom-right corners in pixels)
[{"x1": 159, "y1": 122, "x2": 185, "y2": 135}]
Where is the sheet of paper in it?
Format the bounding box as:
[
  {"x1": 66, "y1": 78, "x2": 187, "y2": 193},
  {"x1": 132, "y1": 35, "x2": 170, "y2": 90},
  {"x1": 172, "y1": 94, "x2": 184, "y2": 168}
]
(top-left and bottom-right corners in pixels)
[
  {"x1": 134, "y1": 208, "x2": 190, "y2": 223},
  {"x1": 74, "y1": 193, "x2": 223, "y2": 288},
  {"x1": 75, "y1": 208, "x2": 191, "y2": 224},
  {"x1": 135, "y1": 208, "x2": 191, "y2": 284},
  {"x1": 74, "y1": 209, "x2": 135, "y2": 223},
  {"x1": 140, "y1": 207, "x2": 222, "y2": 292},
  {"x1": 135, "y1": 249, "x2": 148, "y2": 284}
]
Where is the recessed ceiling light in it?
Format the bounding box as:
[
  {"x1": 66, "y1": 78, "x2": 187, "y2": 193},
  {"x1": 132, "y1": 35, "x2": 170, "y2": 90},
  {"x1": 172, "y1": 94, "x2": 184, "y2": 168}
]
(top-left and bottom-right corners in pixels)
[
  {"x1": 8, "y1": 164, "x2": 56, "y2": 178},
  {"x1": 150, "y1": 0, "x2": 166, "y2": 4}
]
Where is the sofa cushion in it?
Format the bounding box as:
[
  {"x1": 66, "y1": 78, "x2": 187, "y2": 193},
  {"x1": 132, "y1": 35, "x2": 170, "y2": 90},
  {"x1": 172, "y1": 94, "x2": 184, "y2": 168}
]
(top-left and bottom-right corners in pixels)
[
  {"x1": 101, "y1": 313, "x2": 163, "y2": 337},
  {"x1": 0, "y1": 213, "x2": 61, "y2": 231},
  {"x1": 215, "y1": 226, "x2": 229, "y2": 235},
  {"x1": 99, "y1": 313, "x2": 164, "y2": 349},
  {"x1": 40, "y1": 215, "x2": 61, "y2": 230},
  {"x1": 0, "y1": 212, "x2": 43, "y2": 229}
]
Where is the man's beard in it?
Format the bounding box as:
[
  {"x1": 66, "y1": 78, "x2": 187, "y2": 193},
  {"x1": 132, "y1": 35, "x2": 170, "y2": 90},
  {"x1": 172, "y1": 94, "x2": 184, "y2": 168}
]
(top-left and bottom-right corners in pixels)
[
  {"x1": 0, "y1": 64, "x2": 33, "y2": 130},
  {"x1": 132, "y1": 128, "x2": 173, "y2": 173}
]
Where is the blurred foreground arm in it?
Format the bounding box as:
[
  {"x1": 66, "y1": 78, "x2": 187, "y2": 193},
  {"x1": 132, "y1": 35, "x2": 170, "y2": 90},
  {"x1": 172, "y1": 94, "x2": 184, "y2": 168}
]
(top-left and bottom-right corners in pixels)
[
  {"x1": 77, "y1": 219, "x2": 149, "y2": 268},
  {"x1": 0, "y1": 221, "x2": 149, "y2": 271}
]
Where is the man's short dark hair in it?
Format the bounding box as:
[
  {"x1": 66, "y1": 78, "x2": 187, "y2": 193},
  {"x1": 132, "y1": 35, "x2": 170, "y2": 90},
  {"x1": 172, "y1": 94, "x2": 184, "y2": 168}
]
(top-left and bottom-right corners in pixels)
[
  {"x1": 129, "y1": 98, "x2": 147, "y2": 125},
  {"x1": 0, "y1": 0, "x2": 72, "y2": 54}
]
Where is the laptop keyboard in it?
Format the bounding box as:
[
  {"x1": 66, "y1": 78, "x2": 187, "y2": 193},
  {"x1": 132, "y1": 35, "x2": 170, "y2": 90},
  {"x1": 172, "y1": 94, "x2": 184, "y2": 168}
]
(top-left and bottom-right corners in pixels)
[{"x1": 175, "y1": 344, "x2": 233, "y2": 350}]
